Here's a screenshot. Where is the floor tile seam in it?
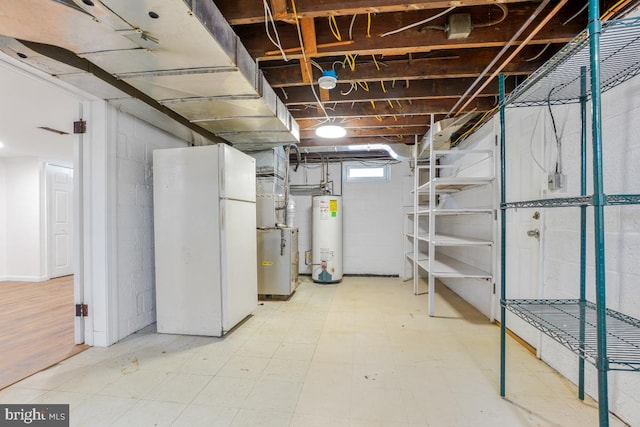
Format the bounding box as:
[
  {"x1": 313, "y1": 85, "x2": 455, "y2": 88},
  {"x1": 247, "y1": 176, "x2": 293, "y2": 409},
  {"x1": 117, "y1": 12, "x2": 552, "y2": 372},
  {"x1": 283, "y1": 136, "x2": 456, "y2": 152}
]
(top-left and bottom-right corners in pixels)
[{"x1": 106, "y1": 398, "x2": 186, "y2": 427}]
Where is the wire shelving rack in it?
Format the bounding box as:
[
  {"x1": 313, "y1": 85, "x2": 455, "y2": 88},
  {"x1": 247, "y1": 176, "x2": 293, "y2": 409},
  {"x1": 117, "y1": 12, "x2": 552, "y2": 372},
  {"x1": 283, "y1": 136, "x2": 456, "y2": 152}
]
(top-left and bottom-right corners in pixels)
[{"x1": 498, "y1": 8, "x2": 640, "y2": 427}]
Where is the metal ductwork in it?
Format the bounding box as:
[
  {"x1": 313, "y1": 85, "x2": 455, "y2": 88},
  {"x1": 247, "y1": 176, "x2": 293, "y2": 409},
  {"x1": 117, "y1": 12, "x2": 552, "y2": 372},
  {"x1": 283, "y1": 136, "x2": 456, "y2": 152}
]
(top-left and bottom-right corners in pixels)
[{"x1": 0, "y1": 0, "x2": 299, "y2": 151}]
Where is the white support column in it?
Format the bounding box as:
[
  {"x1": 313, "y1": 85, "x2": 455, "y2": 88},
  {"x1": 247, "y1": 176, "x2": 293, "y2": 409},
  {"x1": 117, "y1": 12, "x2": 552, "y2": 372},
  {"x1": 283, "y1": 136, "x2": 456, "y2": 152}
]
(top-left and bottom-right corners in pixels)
[{"x1": 81, "y1": 100, "x2": 118, "y2": 347}]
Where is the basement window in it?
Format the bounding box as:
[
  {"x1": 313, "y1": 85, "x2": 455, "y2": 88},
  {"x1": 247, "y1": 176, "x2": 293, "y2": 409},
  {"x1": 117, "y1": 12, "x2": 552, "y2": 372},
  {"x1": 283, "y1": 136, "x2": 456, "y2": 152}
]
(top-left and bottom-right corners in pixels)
[{"x1": 345, "y1": 164, "x2": 390, "y2": 182}]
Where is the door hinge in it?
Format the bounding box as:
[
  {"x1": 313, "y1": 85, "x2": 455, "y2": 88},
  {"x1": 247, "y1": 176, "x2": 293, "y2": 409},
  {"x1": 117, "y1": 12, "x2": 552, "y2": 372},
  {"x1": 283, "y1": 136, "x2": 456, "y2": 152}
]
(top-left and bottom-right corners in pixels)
[
  {"x1": 75, "y1": 303, "x2": 88, "y2": 317},
  {"x1": 493, "y1": 283, "x2": 496, "y2": 294},
  {"x1": 73, "y1": 120, "x2": 87, "y2": 134}
]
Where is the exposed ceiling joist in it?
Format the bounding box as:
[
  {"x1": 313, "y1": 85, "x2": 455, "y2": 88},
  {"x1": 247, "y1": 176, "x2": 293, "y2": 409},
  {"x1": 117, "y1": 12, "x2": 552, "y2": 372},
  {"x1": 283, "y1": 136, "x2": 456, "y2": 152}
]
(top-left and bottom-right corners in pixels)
[{"x1": 218, "y1": 0, "x2": 533, "y2": 25}]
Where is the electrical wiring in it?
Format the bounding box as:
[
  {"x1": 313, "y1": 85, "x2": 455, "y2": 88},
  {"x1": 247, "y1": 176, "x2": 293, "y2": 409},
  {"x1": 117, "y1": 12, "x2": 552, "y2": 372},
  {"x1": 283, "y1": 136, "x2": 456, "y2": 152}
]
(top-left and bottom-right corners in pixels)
[
  {"x1": 345, "y1": 54, "x2": 357, "y2": 71},
  {"x1": 418, "y1": 25, "x2": 445, "y2": 33},
  {"x1": 357, "y1": 81, "x2": 370, "y2": 91},
  {"x1": 451, "y1": 106, "x2": 497, "y2": 146},
  {"x1": 525, "y1": 43, "x2": 551, "y2": 62},
  {"x1": 367, "y1": 13, "x2": 372, "y2": 38},
  {"x1": 372, "y1": 54, "x2": 380, "y2": 71},
  {"x1": 262, "y1": 0, "x2": 288, "y2": 61},
  {"x1": 380, "y1": 80, "x2": 387, "y2": 93},
  {"x1": 332, "y1": 59, "x2": 346, "y2": 71},
  {"x1": 329, "y1": 15, "x2": 342, "y2": 41},
  {"x1": 341, "y1": 82, "x2": 357, "y2": 96},
  {"x1": 528, "y1": 107, "x2": 546, "y2": 172},
  {"x1": 348, "y1": 14, "x2": 357, "y2": 40},
  {"x1": 601, "y1": 0, "x2": 629, "y2": 21},
  {"x1": 474, "y1": 4, "x2": 508, "y2": 28},
  {"x1": 380, "y1": 7, "x2": 456, "y2": 37},
  {"x1": 309, "y1": 60, "x2": 325, "y2": 72},
  {"x1": 547, "y1": 94, "x2": 563, "y2": 174},
  {"x1": 290, "y1": 0, "x2": 330, "y2": 122},
  {"x1": 563, "y1": 3, "x2": 588, "y2": 25}
]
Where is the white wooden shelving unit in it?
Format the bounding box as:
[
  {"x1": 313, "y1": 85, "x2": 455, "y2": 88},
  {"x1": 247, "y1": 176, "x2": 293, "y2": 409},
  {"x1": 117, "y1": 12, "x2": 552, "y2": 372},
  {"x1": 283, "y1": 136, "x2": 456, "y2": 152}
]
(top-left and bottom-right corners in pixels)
[{"x1": 408, "y1": 132, "x2": 496, "y2": 319}]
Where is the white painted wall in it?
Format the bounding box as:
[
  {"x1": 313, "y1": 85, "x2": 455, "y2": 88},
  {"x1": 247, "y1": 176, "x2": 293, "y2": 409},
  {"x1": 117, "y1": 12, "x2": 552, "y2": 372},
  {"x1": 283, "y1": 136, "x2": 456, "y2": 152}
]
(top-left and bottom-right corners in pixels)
[
  {"x1": 0, "y1": 159, "x2": 6, "y2": 279},
  {"x1": 437, "y1": 122, "x2": 498, "y2": 319},
  {"x1": 3, "y1": 157, "x2": 46, "y2": 281},
  {"x1": 290, "y1": 160, "x2": 410, "y2": 276},
  {"x1": 539, "y1": 75, "x2": 640, "y2": 426},
  {"x1": 80, "y1": 100, "x2": 191, "y2": 346},
  {"x1": 112, "y1": 106, "x2": 190, "y2": 339},
  {"x1": 454, "y1": 74, "x2": 640, "y2": 425}
]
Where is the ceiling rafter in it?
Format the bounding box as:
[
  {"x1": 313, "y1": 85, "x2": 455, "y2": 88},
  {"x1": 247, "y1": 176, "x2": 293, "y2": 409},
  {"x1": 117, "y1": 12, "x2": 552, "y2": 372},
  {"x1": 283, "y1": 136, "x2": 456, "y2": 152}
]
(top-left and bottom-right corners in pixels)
[
  {"x1": 236, "y1": 4, "x2": 585, "y2": 61},
  {"x1": 263, "y1": 47, "x2": 549, "y2": 87},
  {"x1": 282, "y1": 77, "x2": 516, "y2": 105},
  {"x1": 290, "y1": 96, "x2": 496, "y2": 119},
  {"x1": 219, "y1": 1, "x2": 603, "y2": 153},
  {"x1": 217, "y1": 0, "x2": 534, "y2": 25}
]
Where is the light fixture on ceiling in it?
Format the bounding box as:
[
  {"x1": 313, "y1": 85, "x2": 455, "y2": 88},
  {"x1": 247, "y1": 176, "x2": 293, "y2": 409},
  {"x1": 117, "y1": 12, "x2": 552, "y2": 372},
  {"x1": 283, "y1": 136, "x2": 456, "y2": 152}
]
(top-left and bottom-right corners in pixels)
[
  {"x1": 315, "y1": 124, "x2": 346, "y2": 139},
  {"x1": 318, "y1": 70, "x2": 338, "y2": 90}
]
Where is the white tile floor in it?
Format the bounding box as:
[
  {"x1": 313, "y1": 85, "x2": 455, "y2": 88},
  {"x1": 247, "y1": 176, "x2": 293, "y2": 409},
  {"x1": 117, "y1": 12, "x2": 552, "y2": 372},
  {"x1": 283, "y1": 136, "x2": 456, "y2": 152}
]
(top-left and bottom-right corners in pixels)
[{"x1": 0, "y1": 276, "x2": 627, "y2": 426}]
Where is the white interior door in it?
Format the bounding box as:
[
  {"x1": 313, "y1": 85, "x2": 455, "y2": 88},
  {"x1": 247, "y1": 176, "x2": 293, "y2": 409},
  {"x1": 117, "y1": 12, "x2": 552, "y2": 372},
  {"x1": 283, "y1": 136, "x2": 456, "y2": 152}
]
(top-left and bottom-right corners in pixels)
[
  {"x1": 504, "y1": 108, "x2": 546, "y2": 347},
  {"x1": 47, "y1": 164, "x2": 74, "y2": 278}
]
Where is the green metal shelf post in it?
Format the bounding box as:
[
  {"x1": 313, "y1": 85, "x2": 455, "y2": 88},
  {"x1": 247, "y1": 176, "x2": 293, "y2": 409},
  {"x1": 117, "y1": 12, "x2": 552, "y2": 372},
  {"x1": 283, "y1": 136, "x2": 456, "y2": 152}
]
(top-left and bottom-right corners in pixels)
[
  {"x1": 579, "y1": 66, "x2": 587, "y2": 402},
  {"x1": 496, "y1": 4, "x2": 640, "y2": 425},
  {"x1": 499, "y1": 74, "x2": 507, "y2": 398},
  {"x1": 587, "y1": 1, "x2": 610, "y2": 425}
]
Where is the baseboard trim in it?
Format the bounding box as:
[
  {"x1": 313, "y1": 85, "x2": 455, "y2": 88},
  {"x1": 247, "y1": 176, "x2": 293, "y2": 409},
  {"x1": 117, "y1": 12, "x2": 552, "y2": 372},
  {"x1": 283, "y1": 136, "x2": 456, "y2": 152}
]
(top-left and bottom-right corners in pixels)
[{"x1": 2, "y1": 275, "x2": 50, "y2": 282}]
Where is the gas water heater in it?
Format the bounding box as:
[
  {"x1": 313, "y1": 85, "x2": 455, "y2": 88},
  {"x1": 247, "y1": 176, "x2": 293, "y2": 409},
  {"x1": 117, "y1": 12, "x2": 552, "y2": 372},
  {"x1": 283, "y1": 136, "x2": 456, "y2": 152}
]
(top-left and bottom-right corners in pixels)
[{"x1": 312, "y1": 195, "x2": 343, "y2": 283}]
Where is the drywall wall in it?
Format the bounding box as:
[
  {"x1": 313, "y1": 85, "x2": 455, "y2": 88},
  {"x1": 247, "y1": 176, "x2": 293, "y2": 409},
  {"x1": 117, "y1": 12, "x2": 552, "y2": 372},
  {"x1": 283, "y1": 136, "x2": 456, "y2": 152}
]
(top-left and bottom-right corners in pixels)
[
  {"x1": 0, "y1": 159, "x2": 6, "y2": 279},
  {"x1": 3, "y1": 157, "x2": 46, "y2": 281},
  {"x1": 289, "y1": 160, "x2": 410, "y2": 276}
]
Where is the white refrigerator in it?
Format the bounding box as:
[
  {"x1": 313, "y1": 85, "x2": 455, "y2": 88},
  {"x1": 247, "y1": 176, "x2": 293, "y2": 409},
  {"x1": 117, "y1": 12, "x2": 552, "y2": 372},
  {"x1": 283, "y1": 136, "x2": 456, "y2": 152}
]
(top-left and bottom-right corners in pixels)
[{"x1": 153, "y1": 144, "x2": 257, "y2": 337}]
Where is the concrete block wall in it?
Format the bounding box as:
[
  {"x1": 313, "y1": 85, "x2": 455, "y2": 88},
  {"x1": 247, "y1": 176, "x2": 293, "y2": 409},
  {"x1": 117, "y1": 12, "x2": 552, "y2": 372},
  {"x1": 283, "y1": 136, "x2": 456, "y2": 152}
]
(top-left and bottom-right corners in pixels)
[
  {"x1": 343, "y1": 162, "x2": 407, "y2": 275},
  {"x1": 436, "y1": 121, "x2": 497, "y2": 319},
  {"x1": 110, "y1": 106, "x2": 189, "y2": 340},
  {"x1": 289, "y1": 160, "x2": 410, "y2": 276},
  {"x1": 454, "y1": 74, "x2": 640, "y2": 425},
  {"x1": 538, "y1": 74, "x2": 640, "y2": 426}
]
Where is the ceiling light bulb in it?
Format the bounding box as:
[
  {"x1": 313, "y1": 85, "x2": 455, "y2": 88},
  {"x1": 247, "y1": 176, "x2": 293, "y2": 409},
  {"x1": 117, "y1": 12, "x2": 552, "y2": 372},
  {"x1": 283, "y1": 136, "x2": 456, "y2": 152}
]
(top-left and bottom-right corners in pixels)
[
  {"x1": 318, "y1": 70, "x2": 338, "y2": 90},
  {"x1": 316, "y1": 125, "x2": 346, "y2": 139}
]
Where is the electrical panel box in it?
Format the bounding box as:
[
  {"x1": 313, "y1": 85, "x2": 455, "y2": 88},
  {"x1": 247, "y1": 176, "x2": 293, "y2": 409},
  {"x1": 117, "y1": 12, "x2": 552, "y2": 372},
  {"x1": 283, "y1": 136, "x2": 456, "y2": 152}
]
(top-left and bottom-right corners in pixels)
[{"x1": 548, "y1": 173, "x2": 567, "y2": 191}]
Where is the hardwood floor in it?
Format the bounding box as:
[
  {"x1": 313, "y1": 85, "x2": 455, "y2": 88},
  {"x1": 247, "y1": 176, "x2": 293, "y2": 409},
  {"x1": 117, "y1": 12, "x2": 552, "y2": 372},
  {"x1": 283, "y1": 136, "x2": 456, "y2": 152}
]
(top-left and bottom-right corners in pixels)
[{"x1": 0, "y1": 276, "x2": 88, "y2": 390}]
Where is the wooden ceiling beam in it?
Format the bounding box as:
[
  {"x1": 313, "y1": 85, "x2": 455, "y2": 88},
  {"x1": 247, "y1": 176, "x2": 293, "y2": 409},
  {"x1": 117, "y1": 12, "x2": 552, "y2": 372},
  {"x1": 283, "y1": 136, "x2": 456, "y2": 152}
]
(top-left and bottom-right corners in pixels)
[
  {"x1": 234, "y1": 4, "x2": 585, "y2": 61},
  {"x1": 299, "y1": 136, "x2": 417, "y2": 146},
  {"x1": 262, "y1": 48, "x2": 546, "y2": 87},
  {"x1": 298, "y1": 18, "x2": 317, "y2": 84},
  {"x1": 217, "y1": 0, "x2": 533, "y2": 25},
  {"x1": 296, "y1": 115, "x2": 439, "y2": 129},
  {"x1": 300, "y1": 126, "x2": 429, "y2": 139},
  {"x1": 281, "y1": 77, "x2": 514, "y2": 105},
  {"x1": 290, "y1": 97, "x2": 495, "y2": 119}
]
